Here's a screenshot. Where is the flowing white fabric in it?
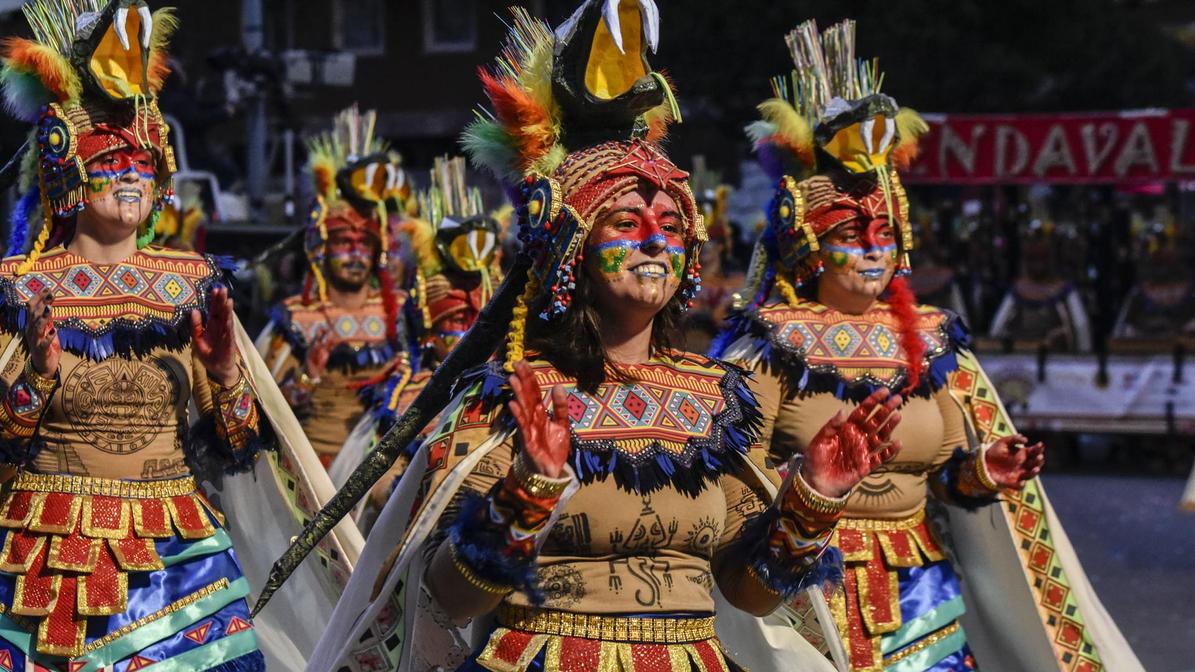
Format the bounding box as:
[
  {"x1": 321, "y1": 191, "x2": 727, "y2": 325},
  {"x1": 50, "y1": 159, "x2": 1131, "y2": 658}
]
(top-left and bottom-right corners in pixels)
[{"x1": 202, "y1": 318, "x2": 365, "y2": 669}]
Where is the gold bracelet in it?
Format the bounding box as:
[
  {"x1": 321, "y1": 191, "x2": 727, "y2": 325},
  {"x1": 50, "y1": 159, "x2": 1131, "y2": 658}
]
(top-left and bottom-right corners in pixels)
[
  {"x1": 974, "y1": 446, "x2": 1002, "y2": 492},
  {"x1": 791, "y1": 468, "x2": 848, "y2": 516},
  {"x1": 22, "y1": 359, "x2": 57, "y2": 398},
  {"x1": 512, "y1": 453, "x2": 570, "y2": 499},
  {"x1": 448, "y1": 541, "x2": 512, "y2": 595}
]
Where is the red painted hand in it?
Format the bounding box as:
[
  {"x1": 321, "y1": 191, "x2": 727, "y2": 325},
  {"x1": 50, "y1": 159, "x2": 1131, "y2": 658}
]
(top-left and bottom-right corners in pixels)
[
  {"x1": 191, "y1": 287, "x2": 240, "y2": 386},
  {"x1": 801, "y1": 388, "x2": 903, "y2": 498},
  {"x1": 508, "y1": 360, "x2": 570, "y2": 479},
  {"x1": 24, "y1": 288, "x2": 60, "y2": 377},
  {"x1": 304, "y1": 326, "x2": 337, "y2": 381},
  {"x1": 984, "y1": 434, "x2": 1045, "y2": 490}
]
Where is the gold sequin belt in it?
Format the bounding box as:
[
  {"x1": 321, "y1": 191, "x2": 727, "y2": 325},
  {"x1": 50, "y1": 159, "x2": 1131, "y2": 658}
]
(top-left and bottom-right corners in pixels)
[
  {"x1": 838, "y1": 506, "x2": 926, "y2": 531},
  {"x1": 497, "y1": 604, "x2": 717, "y2": 644},
  {"x1": 9, "y1": 472, "x2": 198, "y2": 499}
]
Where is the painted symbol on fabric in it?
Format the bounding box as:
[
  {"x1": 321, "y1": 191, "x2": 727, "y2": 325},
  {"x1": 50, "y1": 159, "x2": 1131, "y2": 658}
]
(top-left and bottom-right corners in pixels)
[
  {"x1": 609, "y1": 498, "x2": 678, "y2": 553},
  {"x1": 62, "y1": 356, "x2": 183, "y2": 455},
  {"x1": 184, "y1": 621, "x2": 213, "y2": 645},
  {"x1": 127, "y1": 655, "x2": 156, "y2": 670},
  {"x1": 547, "y1": 512, "x2": 592, "y2": 555},
  {"x1": 684, "y1": 516, "x2": 720, "y2": 555},
  {"x1": 66, "y1": 266, "x2": 103, "y2": 297},
  {"x1": 539, "y1": 565, "x2": 586, "y2": 608},
  {"x1": 113, "y1": 265, "x2": 150, "y2": 295},
  {"x1": 152, "y1": 273, "x2": 196, "y2": 305}
]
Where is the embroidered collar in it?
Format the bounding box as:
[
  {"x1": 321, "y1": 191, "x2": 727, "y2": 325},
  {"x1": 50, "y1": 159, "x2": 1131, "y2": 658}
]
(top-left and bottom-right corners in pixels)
[
  {"x1": 0, "y1": 246, "x2": 233, "y2": 361},
  {"x1": 470, "y1": 351, "x2": 762, "y2": 497},
  {"x1": 272, "y1": 291, "x2": 397, "y2": 371},
  {"x1": 714, "y1": 299, "x2": 969, "y2": 402}
]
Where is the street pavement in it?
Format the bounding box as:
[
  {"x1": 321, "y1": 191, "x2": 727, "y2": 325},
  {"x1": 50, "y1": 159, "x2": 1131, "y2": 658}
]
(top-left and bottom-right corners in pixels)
[{"x1": 1043, "y1": 473, "x2": 1195, "y2": 672}]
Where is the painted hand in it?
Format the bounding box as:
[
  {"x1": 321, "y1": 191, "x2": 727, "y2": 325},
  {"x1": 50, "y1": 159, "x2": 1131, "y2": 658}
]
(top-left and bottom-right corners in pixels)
[
  {"x1": 24, "y1": 288, "x2": 61, "y2": 377},
  {"x1": 191, "y1": 286, "x2": 240, "y2": 387},
  {"x1": 984, "y1": 434, "x2": 1045, "y2": 490},
  {"x1": 801, "y1": 387, "x2": 903, "y2": 498},
  {"x1": 508, "y1": 360, "x2": 569, "y2": 479},
  {"x1": 304, "y1": 326, "x2": 337, "y2": 381}
]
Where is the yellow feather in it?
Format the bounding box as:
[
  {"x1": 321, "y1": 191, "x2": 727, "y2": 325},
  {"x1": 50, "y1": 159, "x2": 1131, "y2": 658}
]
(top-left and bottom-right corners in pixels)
[
  {"x1": 757, "y1": 98, "x2": 813, "y2": 153},
  {"x1": 895, "y1": 107, "x2": 929, "y2": 148}
]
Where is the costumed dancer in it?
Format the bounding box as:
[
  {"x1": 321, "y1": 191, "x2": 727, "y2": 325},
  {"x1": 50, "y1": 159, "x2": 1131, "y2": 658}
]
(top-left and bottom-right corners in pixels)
[
  {"x1": 331, "y1": 155, "x2": 504, "y2": 519},
  {"x1": 256, "y1": 105, "x2": 413, "y2": 467},
  {"x1": 309, "y1": 3, "x2": 904, "y2": 670},
  {"x1": 716, "y1": 19, "x2": 1143, "y2": 671},
  {"x1": 0, "y1": 2, "x2": 268, "y2": 667},
  {"x1": 987, "y1": 220, "x2": 1092, "y2": 352}
]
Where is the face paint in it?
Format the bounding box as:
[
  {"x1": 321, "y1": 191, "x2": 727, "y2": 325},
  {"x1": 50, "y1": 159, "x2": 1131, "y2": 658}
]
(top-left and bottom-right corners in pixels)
[
  {"x1": 81, "y1": 149, "x2": 156, "y2": 230},
  {"x1": 589, "y1": 235, "x2": 685, "y2": 278},
  {"x1": 823, "y1": 242, "x2": 898, "y2": 267}
]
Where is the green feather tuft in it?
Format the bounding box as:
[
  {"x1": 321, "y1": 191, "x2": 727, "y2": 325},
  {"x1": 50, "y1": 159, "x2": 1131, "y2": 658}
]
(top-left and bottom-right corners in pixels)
[{"x1": 460, "y1": 117, "x2": 521, "y2": 183}]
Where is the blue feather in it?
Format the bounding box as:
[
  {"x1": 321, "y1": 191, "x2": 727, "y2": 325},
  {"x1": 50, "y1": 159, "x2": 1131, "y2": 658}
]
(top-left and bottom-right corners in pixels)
[{"x1": 6, "y1": 185, "x2": 38, "y2": 256}]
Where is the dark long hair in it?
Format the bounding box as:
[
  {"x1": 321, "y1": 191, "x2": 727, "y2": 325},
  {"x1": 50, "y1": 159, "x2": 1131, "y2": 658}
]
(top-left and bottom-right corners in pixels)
[{"x1": 524, "y1": 263, "x2": 689, "y2": 393}]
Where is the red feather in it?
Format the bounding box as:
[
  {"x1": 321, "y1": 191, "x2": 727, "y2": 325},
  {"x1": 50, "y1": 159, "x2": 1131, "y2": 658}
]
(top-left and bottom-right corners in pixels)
[
  {"x1": 479, "y1": 68, "x2": 553, "y2": 170},
  {"x1": 148, "y1": 52, "x2": 172, "y2": 93},
  {"x1": 886, "y1": 276, "x2": 926, "y2": 394}
]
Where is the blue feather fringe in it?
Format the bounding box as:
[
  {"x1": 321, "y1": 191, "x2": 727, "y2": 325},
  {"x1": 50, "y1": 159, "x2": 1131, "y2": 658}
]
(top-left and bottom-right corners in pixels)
[
  {"x1": 6, "y1": 185, "x2": 38, "y2": 256},
  {"x1": 935, "y1": 447, "x2": 1000, "y2": 511},
  {"x1": 185, "y1": 413, "x2": 275, "y2": 484},
  {"x1": 739, "y1": 509, "x2": 845, "y2": 599},
  {"x1": 713, "y1": 307, "x2": 972, "y2": 403},
  {"x1": 0, "y1": 254, "x2": 231, "y2": 362},
  {"x1": 470, "y1": 358, "x2": 762, "y2": 498},
  {"x1": 447, "y1": 490, "x2": 544, "y2": 604}
]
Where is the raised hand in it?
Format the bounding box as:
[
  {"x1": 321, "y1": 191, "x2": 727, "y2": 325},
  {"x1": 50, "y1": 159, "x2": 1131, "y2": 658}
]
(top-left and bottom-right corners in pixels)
[
  {"x1": 304, "y1": 326, "x2": 336, "y2": 382},
  {"x1": 983, "y1": 434, "x2": 1045, "y2": 490},
  {"x1": 24, "y1": 288, "x2": 61, "y2": 377},
  {"x1": 191, "y1": 286, "x2": 240, "y2": 386},
  {"x1": 508, "y1": 360, "x2": 570, "y2": 479},
  {"x1": 800, "y1": 387, "x2": 903, "y2": 498}
]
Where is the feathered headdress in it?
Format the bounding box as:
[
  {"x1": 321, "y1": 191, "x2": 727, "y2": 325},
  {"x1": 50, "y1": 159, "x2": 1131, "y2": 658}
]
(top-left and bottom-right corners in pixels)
[
  {"x1": 303, "y1": 104, "x2": 410, "y2": 306},
  {"x1": 462, "y1": 0, "x2": 703, "y2": 372},
  {"x1": 402, "y1": 155, "x2": 503, "y2": 350},
  {"x1": 1, "y1": 0, "x2": 180, "y2": 273},
  {"x1": 736, "y1": 19, "x2": 930, "y2": 311}
]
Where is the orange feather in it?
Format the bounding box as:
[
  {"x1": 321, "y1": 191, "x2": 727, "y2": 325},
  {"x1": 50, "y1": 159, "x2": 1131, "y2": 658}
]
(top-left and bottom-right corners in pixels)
[
  {"x1": 479, "y1": 68, "x2": 554, "y2": 171},
  {"x1": 2, "y1": 37, "x2": 78, "y2": 103}
]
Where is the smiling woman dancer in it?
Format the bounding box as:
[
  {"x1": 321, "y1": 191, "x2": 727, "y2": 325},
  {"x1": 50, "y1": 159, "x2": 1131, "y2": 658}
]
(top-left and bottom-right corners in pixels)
[
  {"x1": 716, "y1": 19, "x2": 1143, "y2": 672},
  {"x1": 308, "y1": 2, "x2": 903, "y2": 671},
  {"x1": 0, "y1": 1, "x2": 269, "y2": 669}
]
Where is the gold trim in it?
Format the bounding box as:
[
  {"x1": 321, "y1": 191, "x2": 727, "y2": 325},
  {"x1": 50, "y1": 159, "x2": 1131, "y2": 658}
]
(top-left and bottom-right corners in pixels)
[
  {"x1": 838, "y1": 508, "x2": 925, "y2": 532},
  {"x1": 479, "y1": 628, "x2": 548, "y2": 672},
  {"x1": 0, "y1": 534, "x2": 44, "y2": 573},
  {"x1": 130, "y1": 499, "x2": 174, "y2": 538},
  {"x1": 855, "y1": 565, "x2": 902, "y2": 636},
  {"x1": 81, "y1": 578, "x2": 231, "y2": 654},
  {"x1": 164, "y1": 496, "x2": 216, "y2": 540},
  {"x1": 882, "y1": 620, "x2": 962, "y2": 666},
  {"x1": 792, "y1": 470, "x2": 848, "y2": 516},
  {"x1": 108, "y1": 538, "x2": 164, "y2": 571},
  {"x1": 46, "y1": 535, "x2": 100, "y2": 572},
  {"x1": 11, "y1": 473, "x2": 197, "y2": 499},
  {"x1": 80, "y1": 497, "x2": 131, "y2": 539},
  {"x1": 974, "y1": 446, "x2": 1001, "y2": 492},
  {"x1": 77, "y1": 571, "x2": 129, "y2": 616},
  {"x1": 496, "y1": 604, "x2": 717, "y2": 644},
  {"x1": 448, "y1": 542, "x2": 512, "y2": 595},
  {"x1": 512, "y1": 453, "x2": 570, "y2": 499},
  {"x1": 22, "y1": 359, "x2": 58, "y2": 399},
  {"x1": 35, "y1": 604, "x2": 85, "y2": 658},
  {"x1": 28, "y1": 492, "x2": 81, "y2": 535},
  {"x1": 12, "y1": 573, "x2": 61, "y2": 617},
  {"x1": 0, "y1": 492, "x2": 34, "y2": 528},
  {"x1": 876, "y1": 531, "x2": 922, "y2": 568}
]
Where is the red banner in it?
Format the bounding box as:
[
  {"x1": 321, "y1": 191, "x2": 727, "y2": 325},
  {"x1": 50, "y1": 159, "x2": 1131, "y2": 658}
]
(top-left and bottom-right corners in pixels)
[{"x1": 902, "y1": 108, "x2": 1195, "y2": 184}]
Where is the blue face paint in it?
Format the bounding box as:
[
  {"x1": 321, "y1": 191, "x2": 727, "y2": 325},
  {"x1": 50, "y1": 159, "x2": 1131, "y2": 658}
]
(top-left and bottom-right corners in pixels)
[{"x1": 588, "y1": 237, "x2": 686, "y2": 278}]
